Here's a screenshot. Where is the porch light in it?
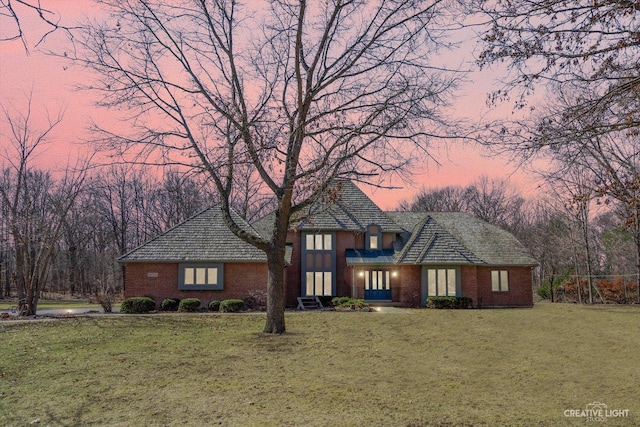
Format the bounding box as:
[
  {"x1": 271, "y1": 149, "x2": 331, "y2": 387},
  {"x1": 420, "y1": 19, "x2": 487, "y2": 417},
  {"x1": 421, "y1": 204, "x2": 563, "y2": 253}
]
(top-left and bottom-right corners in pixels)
[
  {"x1": 392, "y1": 271, "x2": 398, "y2": 277},
  {"x1": 358, "y1": 271, "x2": 364, "y2": 277}
]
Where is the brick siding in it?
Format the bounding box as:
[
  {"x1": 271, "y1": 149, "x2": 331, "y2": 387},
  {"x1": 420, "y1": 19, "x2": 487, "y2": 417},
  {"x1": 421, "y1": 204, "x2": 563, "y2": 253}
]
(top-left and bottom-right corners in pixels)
[
  {"x1": 124, "y1": 262, "x2": 268, "y2": 308},
  {"x1": 461, "y1": 266, "x2": 533, "y2": 307},
  {"x1": 285, "y1": 231, "x2": 302, "y2": 307},
  {"x1": 336, "y1": 231, "x2": 359, "y2": 297},
  {"x1": 460, "y1": 266, "x2": 480, "y2": 306},
  {"x1": 125, "y1": 241, "x2": 533, "y2": 309},
  {"x1": 396, "y1": 265, "x2": 422, "y2": 306}
]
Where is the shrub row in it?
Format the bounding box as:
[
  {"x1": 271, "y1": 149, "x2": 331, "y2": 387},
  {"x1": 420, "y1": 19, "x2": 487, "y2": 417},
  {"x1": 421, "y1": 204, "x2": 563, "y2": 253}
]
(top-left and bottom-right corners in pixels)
[
  {"x1": 121, "y1": 297, "x2": 247, "y2": 314},
  {"x1": 426, "y1": 296, "x2": 473, "y2": 309}
]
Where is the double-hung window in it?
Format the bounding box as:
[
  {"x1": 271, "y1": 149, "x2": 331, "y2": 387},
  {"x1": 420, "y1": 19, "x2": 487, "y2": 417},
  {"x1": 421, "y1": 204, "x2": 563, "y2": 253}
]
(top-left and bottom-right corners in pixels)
[
  {"x1": 179, "y1": 263, "x2": 224, "y2": 290},
  {"x1": 491, "y1": 270, "x2": 509, "y2": 292}
]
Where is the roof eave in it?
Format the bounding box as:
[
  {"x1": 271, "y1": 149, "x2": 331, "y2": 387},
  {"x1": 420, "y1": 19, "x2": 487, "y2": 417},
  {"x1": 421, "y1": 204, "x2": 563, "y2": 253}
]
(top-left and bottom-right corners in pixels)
[{"x1": 118, "y1": 258, "x2": 269, "y2": 264}]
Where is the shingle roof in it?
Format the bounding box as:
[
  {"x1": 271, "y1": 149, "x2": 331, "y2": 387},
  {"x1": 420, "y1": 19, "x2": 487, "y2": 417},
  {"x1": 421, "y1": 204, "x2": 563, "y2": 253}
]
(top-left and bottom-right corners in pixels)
[
  {"x1": 426, "y1": 212, "x2": 538, "y2": 266},
  {"x1": 294, "y1": 180, "x2": 403, "y2": 232},
  {"x1": 394, "y1": 215, "x2": 482, "y2": 264},
  {"x1": 387, "y1": 211, "x2": 537, "y2": 266},
  {"x1": 118, "y1": 206, "x2": 268, "y2": 263}
]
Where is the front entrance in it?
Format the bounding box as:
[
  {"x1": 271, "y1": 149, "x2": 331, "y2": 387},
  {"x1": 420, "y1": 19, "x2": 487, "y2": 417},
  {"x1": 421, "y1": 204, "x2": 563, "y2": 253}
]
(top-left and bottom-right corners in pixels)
[{"x1": 364, "y1": 270, "x2": 391, "y2": 300}]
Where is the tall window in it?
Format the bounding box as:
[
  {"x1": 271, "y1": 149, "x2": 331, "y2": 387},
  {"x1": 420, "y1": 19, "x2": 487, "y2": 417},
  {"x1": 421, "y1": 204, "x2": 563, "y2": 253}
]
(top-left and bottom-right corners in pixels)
[
  {"x1": 365, "y1": 270, "x2": 390, "y2": 291},
  {"x1": 179, "y1": 263, "x2": 223, "y2": 290},
  {"x1": 492, "y1": 270, "x2": 509, "y2": 292},
  {"x1": 426, "y1": 268, "x2": 457, "y2": 297},
  {"x1": 303, "y1": 233, "x2": 334, "y2": 296},
  {"x1": 306, "y1": 271, "x2": 332, "y2": 296}
]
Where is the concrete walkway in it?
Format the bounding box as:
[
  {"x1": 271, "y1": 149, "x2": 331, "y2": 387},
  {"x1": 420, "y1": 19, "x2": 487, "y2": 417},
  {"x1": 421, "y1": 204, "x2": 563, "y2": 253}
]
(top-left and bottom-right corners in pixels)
[{"x1": 371, "y1": 306, "x2": 415, "y2": 314}]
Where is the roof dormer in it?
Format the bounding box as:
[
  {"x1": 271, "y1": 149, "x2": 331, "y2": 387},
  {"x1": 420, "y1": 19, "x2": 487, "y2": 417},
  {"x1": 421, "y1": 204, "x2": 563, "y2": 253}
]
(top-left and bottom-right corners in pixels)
[{"x1": 366, "y1": 224, "x2": 382, "y2": 250}]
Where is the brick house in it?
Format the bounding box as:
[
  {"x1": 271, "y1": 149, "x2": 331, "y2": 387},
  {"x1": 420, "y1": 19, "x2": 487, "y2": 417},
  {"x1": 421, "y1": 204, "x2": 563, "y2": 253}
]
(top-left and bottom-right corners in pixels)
[{"x1": 119, "y1": 180, "x2": 537, "y2": 308}]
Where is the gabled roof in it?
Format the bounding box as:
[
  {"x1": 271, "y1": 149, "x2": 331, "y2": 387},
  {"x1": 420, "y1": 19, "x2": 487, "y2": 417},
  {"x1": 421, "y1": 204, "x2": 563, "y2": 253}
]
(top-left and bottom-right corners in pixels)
[
  {"x1": 426, "y1": 212, "x2": 537, "y2": 266},
  {"x1": 387, "y1": 211, "x2": 537, "y2": 266},
  {"x1": 293, "y1": 180, "x2": 403, "y2": 232},
  {"x1": 394, "y1": 215, "x2": 482, "y2": 264},
  {"x1": 118, "y1": 206, "x2": 268, "y2": 263}
]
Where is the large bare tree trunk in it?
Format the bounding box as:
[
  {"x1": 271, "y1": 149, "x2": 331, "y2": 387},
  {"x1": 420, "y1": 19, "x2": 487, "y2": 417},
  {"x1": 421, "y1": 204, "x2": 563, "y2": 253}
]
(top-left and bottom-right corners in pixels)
[
  {"x1": 636, "y1": 235, "x2": 640, "y2": 304},
  {"x1": 264, "y1": 251, "x2": 286, "y2": 334}
]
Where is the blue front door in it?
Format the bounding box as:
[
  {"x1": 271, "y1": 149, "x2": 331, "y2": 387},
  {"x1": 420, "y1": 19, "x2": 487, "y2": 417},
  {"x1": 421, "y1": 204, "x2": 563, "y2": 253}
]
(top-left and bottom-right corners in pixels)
[{"x1": 364, "y1": 270, "x2": 392, "y2": 300}]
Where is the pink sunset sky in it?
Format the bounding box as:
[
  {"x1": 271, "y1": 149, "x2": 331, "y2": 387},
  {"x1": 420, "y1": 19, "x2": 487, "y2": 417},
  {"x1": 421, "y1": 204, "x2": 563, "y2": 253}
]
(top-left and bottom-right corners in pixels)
[{"x1": 0, "y1": 1, "x2": 541, "y2": 210}]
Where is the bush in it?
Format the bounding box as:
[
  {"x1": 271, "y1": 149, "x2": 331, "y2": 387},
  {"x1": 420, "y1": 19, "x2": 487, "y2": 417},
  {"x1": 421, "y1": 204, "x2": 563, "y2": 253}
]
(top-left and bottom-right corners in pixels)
[
  {"x1": 330, "y1": 296, "x2": 353, "y2": 307},
  {"x1": 596, "y1": 277, "x2": 635, "y2": 304},
  {"x1": 243, "y1": 290, "x2": 267, "y2": 311},
  {"x1": 178, "y1": 298, "x2": 201, "y2": 312},
  {"x1": 536, "y1": 282, "x2": 551, "y2": 300},
  {"x1": 426, "y1": 296, "x2": 473, "y2": 309},
  {"x1": 160, "y1": 298, "x2": 180, "y2": 312},
  {"x1": 208, "y1": 300, "x2": 221, "y2": 312},
  {"x1": 94, "y1": 282, "x2": 116, "y2": 313},
  {"x1": 120, "y1": 297, "x2": 156, "y2": 314},
  {"x1": 331, "y1": 297, "x2": 370, "y2": 309},
  {"x1": 456, "y1": 297, "x2": 473, "y2": 309},
  {"x1": 220, "y1": 299, "x2": 245, "y2": 313}
]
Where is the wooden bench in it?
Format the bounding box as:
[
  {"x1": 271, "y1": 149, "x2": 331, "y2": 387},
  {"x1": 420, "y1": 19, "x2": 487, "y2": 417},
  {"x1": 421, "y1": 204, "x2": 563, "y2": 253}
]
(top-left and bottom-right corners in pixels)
[{"x1": 296, "y1": 296, "x2": 323, "y2": 310}]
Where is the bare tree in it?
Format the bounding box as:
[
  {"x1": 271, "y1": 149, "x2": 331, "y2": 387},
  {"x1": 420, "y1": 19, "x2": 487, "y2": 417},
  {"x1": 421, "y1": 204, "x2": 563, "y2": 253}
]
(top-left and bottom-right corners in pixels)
[
  {"x1": 399, "y1": 185, "x2": 468, "y2": 212},
  {"x1": 398, "y1": 176, "x2": 525, "y2": 232},
  {"x1": 543, "y1": 166, "x2": 608, "y2": 304},
  {"x1": 518, "y1": 84, "x2": 640, "y2": 302},
  {"x1": 471, "y1": 0, "x2": 639, "y2": 140},
  {"x1": 0, "y1": 0, "x2": 72, "y2": 52},
  {"x1": 0, "y1": 178, "x2": 11, "y2": 298},
  {"x1": 464, "y1": 176, "x2": 525, "y2": 231},
  {"x1": 74, "y1": 0, "x2": 461, "y2": 333},
  {"x1": 568, "y1": 133, "x2": 640, "y2": 303},
  {"x1": 521, "y1": 199, "x2": 575, "y2": 302},
  {"x1": 88, "y1": 165, "x2": 150, "y2": 256},
  {"x1": 144, "y1": 169, "x2": 211, "y2": 235},
  {"x1": 0, "y1": 96, "x2": 89, "y2": 315}
]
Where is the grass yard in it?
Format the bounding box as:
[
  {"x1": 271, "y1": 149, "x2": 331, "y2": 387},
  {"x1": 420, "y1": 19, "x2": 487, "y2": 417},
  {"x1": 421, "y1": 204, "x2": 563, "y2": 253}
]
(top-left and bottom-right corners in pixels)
[
  {"x1": 0, "y1": 300, "x2": 103, "y2": 311},
  {"x1": 1, "y1": 303, "x2": 638, "y2": 426}
]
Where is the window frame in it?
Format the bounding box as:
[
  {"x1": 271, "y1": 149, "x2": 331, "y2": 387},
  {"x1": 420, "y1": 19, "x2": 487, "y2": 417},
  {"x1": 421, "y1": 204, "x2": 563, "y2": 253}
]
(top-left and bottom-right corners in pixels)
[
  {"x1": 491, "y1": 270, "x2": 509, "y2": 292},
  {"x1": 301, "y1": 232, "x2": 336, "y2": 296},
  {"x1": 179, "y1": 263, "x2": 224, "y2": 290},
  {"x1": 305, "y1": 271, "x2": 333, "y2": 296},
  {"x1": 305, "y1": 232, "x2": 332, "y2": 251},
  {"x1": 366, "y1": 224, "x2": 382, "y2": 250},
  {"x1": 425, "y1": 267, "x2": 458, "y2": 297}
]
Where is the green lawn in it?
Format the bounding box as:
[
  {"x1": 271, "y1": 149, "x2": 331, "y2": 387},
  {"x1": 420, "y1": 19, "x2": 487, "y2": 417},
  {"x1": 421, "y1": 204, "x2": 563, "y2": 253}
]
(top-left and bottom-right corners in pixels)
[{"x1": 1, "y1": 303, "x2": 638, "y2": 426}]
